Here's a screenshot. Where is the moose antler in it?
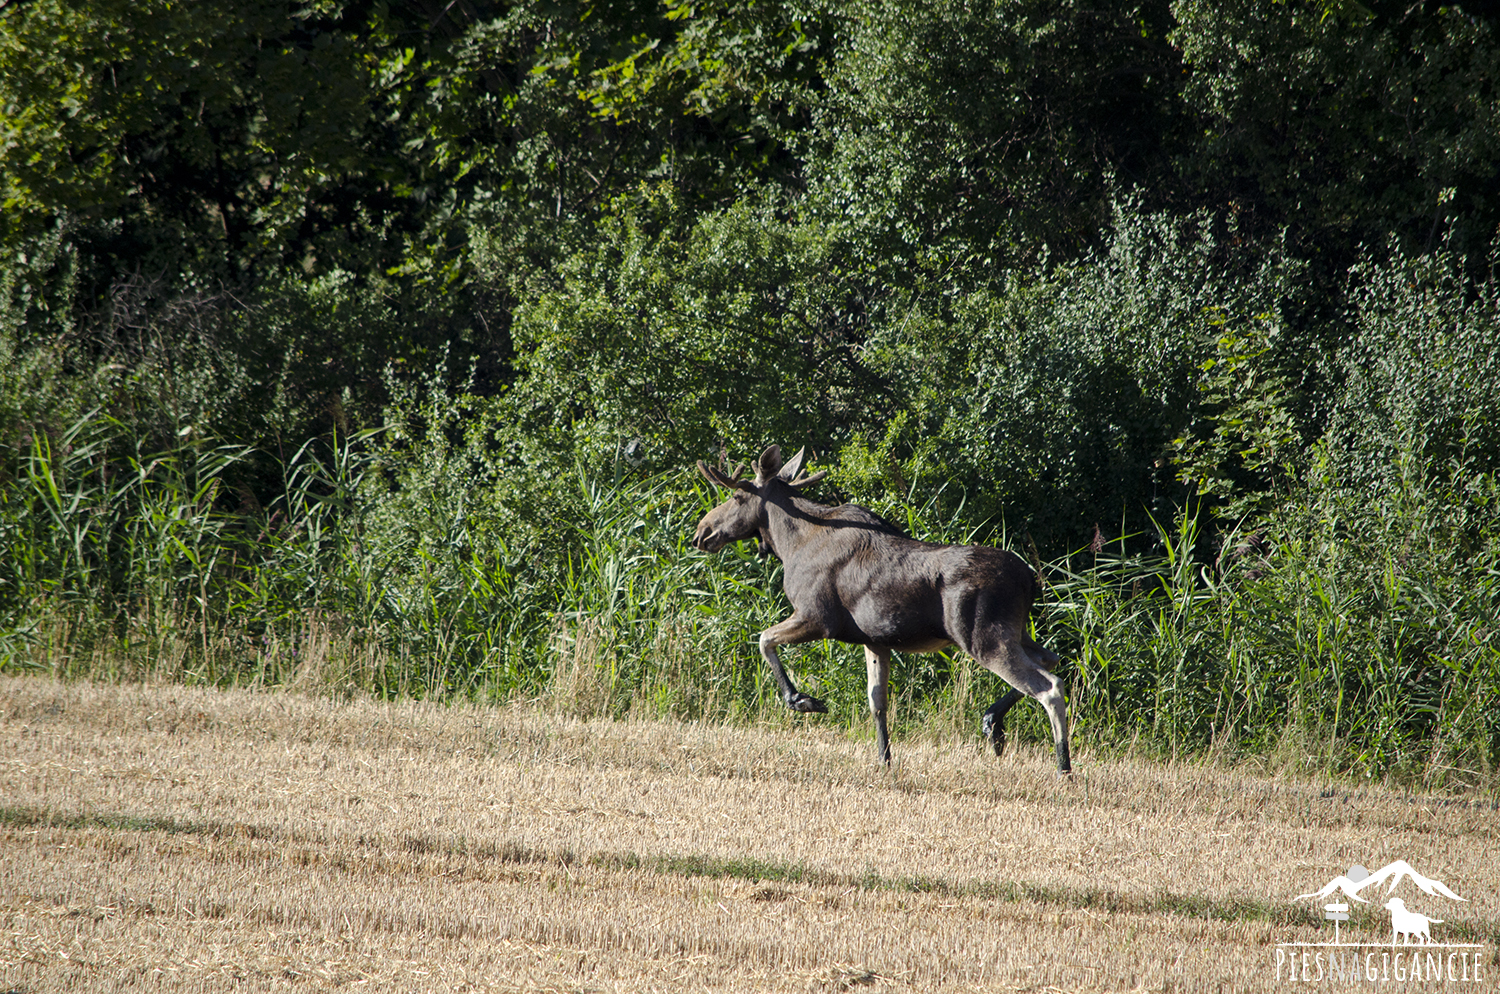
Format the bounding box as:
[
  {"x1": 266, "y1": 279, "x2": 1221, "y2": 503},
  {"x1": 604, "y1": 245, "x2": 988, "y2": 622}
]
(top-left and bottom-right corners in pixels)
[
  {"x1": 780, "y1": 447, "x2": 828, "y2": 488},
  {"x1": 699, "y1": 445, "x2": 826, "y2": 490},
  {"x1": 787, "y1": 467, "x2": 829, "y2": 488},
  {"x1": 696, "y1": 457, "x2": 753, "y2": 491}
]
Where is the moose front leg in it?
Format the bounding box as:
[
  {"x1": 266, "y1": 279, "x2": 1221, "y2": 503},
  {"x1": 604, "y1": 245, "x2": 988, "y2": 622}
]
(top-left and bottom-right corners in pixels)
[{"x1": 758, "y1": 617, "x2": 828, "y2": 714}]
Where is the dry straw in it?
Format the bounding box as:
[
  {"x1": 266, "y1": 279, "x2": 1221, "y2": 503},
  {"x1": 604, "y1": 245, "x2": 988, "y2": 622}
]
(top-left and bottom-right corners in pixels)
[{"x1": 3, "y1": 675, "x2": 1497, "y2": 992}]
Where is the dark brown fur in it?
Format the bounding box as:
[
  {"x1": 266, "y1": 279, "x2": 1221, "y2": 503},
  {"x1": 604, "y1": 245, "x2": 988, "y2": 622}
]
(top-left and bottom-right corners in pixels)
[{"x1": 693, "y1": 445, "x2": 1071, "y2": 773}]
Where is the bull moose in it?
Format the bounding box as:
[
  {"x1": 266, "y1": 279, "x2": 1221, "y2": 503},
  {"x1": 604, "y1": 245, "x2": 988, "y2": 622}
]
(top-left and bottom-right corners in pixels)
[{"x1": 692, "y1": 444, "x2": 1072, "y2": 774}]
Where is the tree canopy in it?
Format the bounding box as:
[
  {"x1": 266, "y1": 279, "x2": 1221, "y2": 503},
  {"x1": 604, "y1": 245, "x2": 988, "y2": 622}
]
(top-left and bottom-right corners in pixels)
[{"x1": 3, "y1": 1, "x2": 1499, "y2": 776}]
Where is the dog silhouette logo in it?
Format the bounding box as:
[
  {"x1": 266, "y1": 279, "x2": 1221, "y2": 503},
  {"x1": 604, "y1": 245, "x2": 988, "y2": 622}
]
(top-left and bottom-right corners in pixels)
[{"x1": 1384, "y1": 897, "x2": 1443, "y2": 945}]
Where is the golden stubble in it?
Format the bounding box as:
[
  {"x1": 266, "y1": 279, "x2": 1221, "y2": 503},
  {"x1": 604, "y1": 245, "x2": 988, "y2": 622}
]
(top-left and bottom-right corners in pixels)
[{"x1": 2, "y1": 675, "x2": 1496, "y2": 993}]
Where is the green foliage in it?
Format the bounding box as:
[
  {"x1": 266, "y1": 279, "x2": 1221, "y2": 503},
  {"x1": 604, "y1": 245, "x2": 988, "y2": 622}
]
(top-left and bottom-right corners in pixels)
[
  {"x1": 1328, "y1": 244, "x2": 1500, "y2": 495},
  {"x1": 502, "y1": 190, "x2": 884, "y2": 468},
  {"x1": 807, "y1": 0, "x2": 1186, "y2": 276},
  {"x1": 1171, "y1": 0, "x2": 1500, "y2": 261},
  {"x1": 0, "y1": 406, "x2": 249, "y2": 653},
  {"x1": 1040, "y1": 500, "x2": 1499, "y2": 786},
  {"x1": 1171, "y1": 313, "x2": 1306, "y2": 522},
  {"x1": 3, "y1": 0, "x2": 1499, "y2": 785},
  {"x1": 576, "y1": 0, "x2": 832, "y2": 194},
  {"x1": 1, "y1": 0, "x2": 390, "y2": 278},
  {"x1": 837, "y1": 204, "x2": 1306, "y2": 550}
]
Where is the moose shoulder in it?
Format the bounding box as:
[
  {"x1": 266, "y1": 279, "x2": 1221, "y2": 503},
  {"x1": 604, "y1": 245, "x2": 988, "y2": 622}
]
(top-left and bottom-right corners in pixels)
[{"x1": 693, "y1": 444, "x2": 1072, "y2": 774}]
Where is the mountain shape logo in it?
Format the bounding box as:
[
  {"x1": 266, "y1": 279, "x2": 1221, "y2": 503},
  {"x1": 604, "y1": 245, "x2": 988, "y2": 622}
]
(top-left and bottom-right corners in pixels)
[{"x1": 1294, "y1": 860, "x2": 1467, "y2": 906}]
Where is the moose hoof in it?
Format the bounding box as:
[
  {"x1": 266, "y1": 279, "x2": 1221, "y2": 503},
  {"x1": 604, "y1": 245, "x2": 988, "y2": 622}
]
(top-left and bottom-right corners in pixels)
[
  {"x1": 981, "y1": 713, "x2": 1006, "y2": 759},
  {"x1": 787, "y1": 693, "x2": 828, "y2": 714}
]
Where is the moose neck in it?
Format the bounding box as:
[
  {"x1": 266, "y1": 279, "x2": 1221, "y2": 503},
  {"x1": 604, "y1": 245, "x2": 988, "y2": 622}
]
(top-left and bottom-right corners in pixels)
[{"x1": 757, "y1": 490, "x2": 827, "y2": 561}]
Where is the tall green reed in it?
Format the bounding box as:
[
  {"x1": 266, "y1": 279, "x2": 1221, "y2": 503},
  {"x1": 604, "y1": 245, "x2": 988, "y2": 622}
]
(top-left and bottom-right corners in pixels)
[
  {"x1": 1039, "y1": 492, "x2": 1499, "y2": 788},
  {"x1": 3, "y1": 403, "x2": 1495, "y2": 787}
]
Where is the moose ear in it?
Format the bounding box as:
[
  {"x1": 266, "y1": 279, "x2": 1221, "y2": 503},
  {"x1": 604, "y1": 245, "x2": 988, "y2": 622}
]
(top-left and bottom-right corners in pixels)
[
  {"x1": 778, "y1": 446, "x2": 827, "y2": 488},
  {"x1": 753, "y1": 444, "x2": 783, "y2": 483},
  {"x1": 779, "y1": 446, "x2": 807, "y2": 482}
]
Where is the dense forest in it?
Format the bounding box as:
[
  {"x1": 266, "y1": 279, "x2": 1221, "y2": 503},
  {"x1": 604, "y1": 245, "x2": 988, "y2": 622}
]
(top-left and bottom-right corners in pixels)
[{"x1": 3, "y1": 0, "x2": 1498, "y2": 784}]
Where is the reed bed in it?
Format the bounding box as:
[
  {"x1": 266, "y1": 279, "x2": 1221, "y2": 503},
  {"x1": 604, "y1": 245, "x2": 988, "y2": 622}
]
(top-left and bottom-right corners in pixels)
[{"x1": 5, "y1": 416, "x2": 1497, "y2": 787}]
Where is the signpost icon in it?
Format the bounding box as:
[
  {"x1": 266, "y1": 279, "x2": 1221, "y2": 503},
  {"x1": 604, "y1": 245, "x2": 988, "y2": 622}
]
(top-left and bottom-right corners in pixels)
[{"x1": 1325, "y1": 902, "x2": 1350, "y2": 944}]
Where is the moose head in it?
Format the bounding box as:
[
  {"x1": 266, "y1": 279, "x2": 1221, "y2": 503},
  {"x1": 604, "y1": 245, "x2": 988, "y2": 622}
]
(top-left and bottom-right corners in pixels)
[{"x1": 691, "y1": 445, "x2": 827, "y2": 553}]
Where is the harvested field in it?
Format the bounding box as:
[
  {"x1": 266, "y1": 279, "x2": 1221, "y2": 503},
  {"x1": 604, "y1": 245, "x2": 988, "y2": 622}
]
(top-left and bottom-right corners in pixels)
[{"x1": 2, "y1": 675, "x2": 1497, "y2": 992}]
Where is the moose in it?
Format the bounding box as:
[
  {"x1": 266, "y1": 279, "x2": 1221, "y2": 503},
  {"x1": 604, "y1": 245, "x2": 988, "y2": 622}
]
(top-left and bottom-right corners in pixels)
[{"x1": 692, "y1": 444, "x2": 1072, "y2": 774}]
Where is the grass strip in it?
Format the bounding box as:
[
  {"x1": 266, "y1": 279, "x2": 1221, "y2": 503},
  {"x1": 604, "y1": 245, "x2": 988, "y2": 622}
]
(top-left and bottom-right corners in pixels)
[
  {"x1": 11, "y1": 802, "x2": 1497, "y2": 946},
  {"x1": 0, "y1": 804, "x2": 275, "y2": 840}
]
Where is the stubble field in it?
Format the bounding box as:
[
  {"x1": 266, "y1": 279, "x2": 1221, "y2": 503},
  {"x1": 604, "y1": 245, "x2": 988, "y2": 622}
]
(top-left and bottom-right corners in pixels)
[{"x1": 2, "y1": 674, "x2": 1497, "y2": 993}]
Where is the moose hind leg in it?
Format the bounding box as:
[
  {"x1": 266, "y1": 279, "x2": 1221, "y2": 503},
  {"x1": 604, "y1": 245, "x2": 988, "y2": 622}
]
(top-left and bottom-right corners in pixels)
[
  {"x1": 1036, "y1": 672, "x2": 1072, "y2": 775},
  {"x1": 980, "y1": 688, "x2": 1024, "y2": 758},
  {"x1": 977, "y1": 644, "x2": 1073, "y2": 775},
  {"x1": 759, "y1": 617, "x2": 829, "y2": 714},
  {"x1": 864, "y1": 646, "x2": 892, "y2": 765}
]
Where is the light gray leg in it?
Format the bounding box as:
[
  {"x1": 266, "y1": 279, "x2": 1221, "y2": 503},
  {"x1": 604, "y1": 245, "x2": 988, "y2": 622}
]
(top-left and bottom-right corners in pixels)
[
  {"x1": 1035, "y1": 671, "x2": 1072, "y2": 775},
  {"x1": 976, "y1": 642, "x2": 1072, "y2": 775},
  {"x1": 759, "y1": 617, "x2": 828, "y2": 713},
  {"x1": 864, "y1": 645, "x2": 892, "y2": 765}
]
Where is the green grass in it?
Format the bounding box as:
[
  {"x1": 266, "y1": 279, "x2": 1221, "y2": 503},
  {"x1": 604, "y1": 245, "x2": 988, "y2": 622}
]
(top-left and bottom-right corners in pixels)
[{"x1": 2, "y1": 406, "x2": 1497, "y2": 790}]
